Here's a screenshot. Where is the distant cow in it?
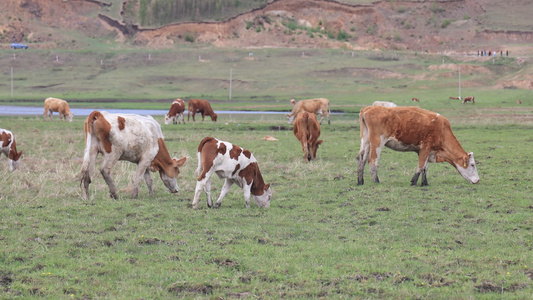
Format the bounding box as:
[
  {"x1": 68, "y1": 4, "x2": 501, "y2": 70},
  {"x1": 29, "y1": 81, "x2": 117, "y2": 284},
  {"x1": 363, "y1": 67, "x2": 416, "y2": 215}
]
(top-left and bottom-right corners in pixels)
[
  {"x1": 0, "y1": 128, "x2": 23, "y2": 171},
  {"x1": 412, "y1": 98, "x2": 420, "y2": 102},
  {"x1": 462, "y1": 96, "x2": 475, "y2": 104},
  {"x1": 188, "y1": 99, "x2": 217, "y2": 122},
  {"x1": 44, "y1": 97, "x2": 73, "y2": 122},
  {"x1": 79, "y1": 111, "x2": 187, "y2": 200},
  {"x1": 517, "y1": 99, "x2": 522, "y2": 104},
  {"x1": 357, "y1": 106, "x2": 479, "y2": 186},
  {"x1": 449, "y1": 96, "x2": 462, "y2": 100},
  {"x1": 164, "y1": 99, "x2": 186, "y2": 125},
  {"x1": 192, "y1": 137, "x2": 272, "y2": 209},
  {"x1": 287, "y1": 98, "x2": 330, "y2": 125},
  {"x1": 372, "y1": 101, "x2": 397, "y2": 107},
  {"x1": 293, "y1": 112, "x2": 323, "y2": 161}
]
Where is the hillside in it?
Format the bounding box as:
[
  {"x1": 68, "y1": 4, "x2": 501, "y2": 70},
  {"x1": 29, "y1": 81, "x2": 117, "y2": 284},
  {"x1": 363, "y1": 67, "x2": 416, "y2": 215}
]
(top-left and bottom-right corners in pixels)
[{"x1": 2, "y1": 0, "x2": 533, "y2": 54}]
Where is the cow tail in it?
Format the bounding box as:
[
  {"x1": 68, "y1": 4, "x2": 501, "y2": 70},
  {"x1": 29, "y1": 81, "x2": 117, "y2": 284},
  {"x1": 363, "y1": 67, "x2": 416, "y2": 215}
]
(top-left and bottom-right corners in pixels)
[
  {"x1": 195, "y1": 137, "x2": 213, "y2": 177},
  {"x1": 78, "y1": 112, "x2": 100, "y2": 183}
]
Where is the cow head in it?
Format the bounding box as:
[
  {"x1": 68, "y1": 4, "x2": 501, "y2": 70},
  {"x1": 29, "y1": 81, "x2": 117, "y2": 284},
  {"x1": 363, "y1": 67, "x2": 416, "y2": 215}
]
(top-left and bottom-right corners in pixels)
[
  {"x1": 67, "y1": 112, "x2": 74, "y2": 122},
  {"x1": 455, "y1": 152, "x2": 480, "y2": 184},
  {"x1": 211, "y1": 113, "x2": 218, "y2": 122},
  {"x1": 309, "y1": 140, "x2": 324, "y2": 161},
  {"x1": 164, "y1": 114, "x2": 173, "y2": 125},
  {"x1": 9, "y1": 149, "x2": 23, "y2": 171},
  {"x1": 252, "y1": 183, "x2": 272, "y2": 208},
  {"x1": 287, "y1": 114, "x2": 295, "y2": 124},
  {"x1": 156, "y1": 156, "x2": 187, "y2": 193}
]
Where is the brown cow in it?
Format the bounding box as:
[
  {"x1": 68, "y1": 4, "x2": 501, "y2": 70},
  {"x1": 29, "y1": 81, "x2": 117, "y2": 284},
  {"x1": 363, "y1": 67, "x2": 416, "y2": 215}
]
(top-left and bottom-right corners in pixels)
[
  {"x1": 293, "y1": 112, "x2": 323, "y2": 161},
  {"x1": 164, "y1": 99, "x2": 186, "y2": 125},
  {"x1": 79, "y1": 111, "x2": 187, "y2": 200},
  {"x1": 44, "y1": 97, "x2": 74, "y2": 122},
  {"x1": 0, "y1": 128, "x2": 23, "y2": 171},
  {"x1": 287, "y1": 98, "x2": 330, "y2": 125},
  {"x1": 449, "y1": 96, "x2": 462, "y2": 100},
  {"x1": 462, "y1": 96, "x2": 475, "y2": 104},
  {"x1": 357, "y1": 106, "x2": 479, "y2": 186},
  {"x1": 192, "y1": 137, "x2": 272, "y2": 209},
  {"x1": 411, "y1": 98, "x2": 420, "y2": 102},
  {"x1": 187, "y1": 99, "x2": 217, "y2": 122},
  {"x1": 517, "y1": 99, "x2": 522, "y2": 104}
]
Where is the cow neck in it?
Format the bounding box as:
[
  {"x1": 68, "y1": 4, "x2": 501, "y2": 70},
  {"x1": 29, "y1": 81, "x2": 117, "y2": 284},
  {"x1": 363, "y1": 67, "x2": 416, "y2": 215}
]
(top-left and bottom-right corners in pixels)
[
  {"x1": 438, "y1": 133, "x2": 467, "y2": 167},
  {"x1": 249, "y1": 164, "x2": 267, "y2": 196},
  {"x1": 8, "y1": 139, "x2": 19, "y2": 160},
  {"x1": 151, "y1": 138, "x2": 176, "y2": 177}
]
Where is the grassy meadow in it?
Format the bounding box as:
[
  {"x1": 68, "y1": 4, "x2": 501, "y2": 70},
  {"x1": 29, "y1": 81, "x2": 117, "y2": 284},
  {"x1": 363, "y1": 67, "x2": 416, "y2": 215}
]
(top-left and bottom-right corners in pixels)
[{"x1": 0, "y1": 109, "x2": 532, "y2": 298}]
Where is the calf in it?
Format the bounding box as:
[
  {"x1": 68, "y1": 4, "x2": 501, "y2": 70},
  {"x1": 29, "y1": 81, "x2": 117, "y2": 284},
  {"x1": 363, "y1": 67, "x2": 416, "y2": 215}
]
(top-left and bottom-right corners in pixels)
[
  {"x1": 79, "y1": 111, "x2": 187, "y2": 200},
  {"x1": 357, "y1": 106, "x2": 479, "y2": 186},
  {"x1": 372, "y1": 101, "x2": 397, "y2": 107},
  {"x1": 44, "y1": 97, "x2": 74, "y2": 122},
  {"x1": 192, "y1": 137, "x2": 272, "y2": 209},
  {"x1": 164, "y1": 98, "x2": 186, "y2": 125},
  {"x1": 287, "y1": 98, "x2": 331, "y2": 125},
  {"x1": 462, "y1": 96, "x2": 475, "y2": 104},
  {"x1": 188, "y1": 99, "x2": 217, "y2": 122},
  {"x1": 293, "y1": 112, "x2": 323, "y2": 161},
  {"x1": 0, "y1": 128, "x2": 23, "y2": 171}
]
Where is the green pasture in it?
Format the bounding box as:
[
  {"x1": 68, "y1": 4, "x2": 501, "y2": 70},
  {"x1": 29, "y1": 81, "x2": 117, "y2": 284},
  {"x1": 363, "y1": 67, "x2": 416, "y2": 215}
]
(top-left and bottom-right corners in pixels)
[{"x1": 0, "y1": 111, "x2": 531, "y2": 298}]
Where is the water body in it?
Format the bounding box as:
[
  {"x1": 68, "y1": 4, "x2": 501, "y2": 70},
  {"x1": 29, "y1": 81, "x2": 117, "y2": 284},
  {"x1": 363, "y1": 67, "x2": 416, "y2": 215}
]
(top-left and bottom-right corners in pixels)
[{"x1": 0, "y1": 105, "x2": 287, "y2": 116}]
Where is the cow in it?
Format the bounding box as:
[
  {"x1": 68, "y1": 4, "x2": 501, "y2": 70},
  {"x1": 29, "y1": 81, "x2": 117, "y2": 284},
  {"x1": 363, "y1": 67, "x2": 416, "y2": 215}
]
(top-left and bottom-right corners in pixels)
[
  {"x1": 44, "y1": 97, "x2": 74, "y2": 122},
  {"x1": 356, "y1": 106, "x2": 479, "y2": 186},
  {"x1": 412, "y1": 98, "x2": 420, "y2": 102},
  {"x1": 192, "y1": 137, "x2": 272, "y2": 209},
  {"x1": 449, "y1": 96, "x2": 462, "y2": 100},
  {"x1": 287, "y1": 98, "x2": 331, "y2": 125},
  {"x1": 372, "y1": 101, "x2": 397, "y2": 107},
  {"x1": 517, "y1": 99, "x2": 522, "y2": 104},
  {"x1": 79, "y1": 111, "x2": 187, "y2": 200},
  {"x1": 0, "y1": 128, "x2": 23, "y2": 171},
  {"x1": 293, "y1": 112, "x2": 323, "y2": 161},
  {"x1": 187, "y1": 99, "x2": 217, "y2": 122},
  {"x1": 462, "y1": 96, "x2": 475, "y2": 104},
  {"x1": 164, "y1": 98, "x2": 186, "y2": 125}
]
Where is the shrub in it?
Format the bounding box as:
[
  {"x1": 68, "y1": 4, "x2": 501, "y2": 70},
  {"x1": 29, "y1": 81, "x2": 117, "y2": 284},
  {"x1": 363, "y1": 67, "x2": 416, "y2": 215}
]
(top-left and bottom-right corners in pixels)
[{"x1": 441, "y1": 19, "x2": 452, "y2": 28}]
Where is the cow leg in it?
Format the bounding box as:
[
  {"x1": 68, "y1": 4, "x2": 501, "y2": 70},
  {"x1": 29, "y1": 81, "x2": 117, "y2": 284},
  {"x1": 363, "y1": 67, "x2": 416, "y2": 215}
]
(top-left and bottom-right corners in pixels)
[
  {"x1": 204, "y1": 179, "x2": 213, "y2": 207},
  {"x1": 193, "y1": 171, "x2": 214, "y2": 209},
  {"x1": 81, "y1": 147, "x2": 98, "y2": 200},
  {"x1": 100, "y1": 157, "x2": 119, "y2": 199},
  {"x1": 368, "y1": 137, "x2": 385, "y2": 183},
  {"x1": 201, "y1": 113, "x2": 205, "y2": 121},
  {"x1": 131, "y1": 159, "x2": 152, "y2": 198},
  {"x1": 214, "y1": 179, "x2": 234, "y2": 208},
  {"x1": 243, "y1": 183, "x2": 252, "y2": 208},
  {"x1": 143, "y1": 170, "x2": 154, "y2": 196},
  {"x1": 356, "y1": 140, "x2": 370, "y2": 185},
  {"x1": 412, "y1": 149, "x2": 431, "y2": 186},
  {"x1": 301, "y1": 140, "x2": 310, "y2": 162}
]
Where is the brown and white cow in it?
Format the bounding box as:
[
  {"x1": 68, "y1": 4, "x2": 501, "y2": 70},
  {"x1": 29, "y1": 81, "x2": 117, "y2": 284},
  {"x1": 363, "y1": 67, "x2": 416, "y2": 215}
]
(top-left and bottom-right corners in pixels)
[
  {"x1": 517, "y1": 99, "x2": 522, "y2": 104},
  {"x1": 411, "y1": 98, "x2": 420, "y2": 102},
  {"x1": 372, "y1": 101, "x2": 397, "y2": 107},
  {"x1": 187, "y1": 99, "x2": 217, "y2": 122},
  {"x1": 287, "y1": 98, "x2": 331, "y2": 125},
  {"x1": 44, "y1": 97, "x2": 74, "y2": 122},
  {"x1": 462, "y1": 96, "x2": 475, "y2": 104},
  {"x1": 79, "y1": 111, "x2": 187, "y2": 200},
  {"x1": 164, "y1": 98, "x2": 186, "y2": 125},
  {"x1": 192, "y1": 137, "x2": 272, "y2": 209},
  {"x1": 449, "y1": 96, "x2": 462, "y2": 100},
  {"x1": 293, "y1": 112, "x2": 323, "y2": 161},
  {"x1": 356, "y1": 106, "x2": 479, "y2": 186},
  {"x1": 0, "y1": 128, "x2": 23, "y2": 171}
]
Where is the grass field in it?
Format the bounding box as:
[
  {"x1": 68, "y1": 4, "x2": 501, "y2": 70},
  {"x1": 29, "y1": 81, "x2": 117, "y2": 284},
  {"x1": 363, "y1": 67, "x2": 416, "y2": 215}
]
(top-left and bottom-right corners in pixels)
[{"x1": 1, "y1": 109, "x2": 532, "y2": 298}]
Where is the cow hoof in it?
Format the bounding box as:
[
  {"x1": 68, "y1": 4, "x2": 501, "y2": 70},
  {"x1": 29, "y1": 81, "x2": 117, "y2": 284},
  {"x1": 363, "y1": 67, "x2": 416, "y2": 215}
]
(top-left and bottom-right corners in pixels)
[{"x1": 214, "y1": 203, "x2": 221, "y2": 208}]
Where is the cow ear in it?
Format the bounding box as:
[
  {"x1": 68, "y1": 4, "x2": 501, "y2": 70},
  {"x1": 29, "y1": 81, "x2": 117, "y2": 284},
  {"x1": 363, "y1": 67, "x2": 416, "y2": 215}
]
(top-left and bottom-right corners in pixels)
[
  {"x1": 173, "y1": 156, "x2": 187, "y2": 168},
  {"x1": 317, "y1": 140, "x2": 324, "y2": 145},
  {"x1": 264, "y1": 183, "x2": 270, "y2": 191},
  {"x1": 15, "y1": 150, "x2": 23, "y2": 160}
]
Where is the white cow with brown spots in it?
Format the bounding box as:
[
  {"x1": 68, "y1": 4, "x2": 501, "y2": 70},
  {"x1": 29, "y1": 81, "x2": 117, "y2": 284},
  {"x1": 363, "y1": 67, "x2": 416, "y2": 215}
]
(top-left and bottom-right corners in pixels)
[
  {"x1": 192, "y1": 137, "x2": 272, "y2": 209},
  {"x1": 0, "y1": 128, "x2": 23, "y2": 171},
  {"x1": 44, "y1": 97, "x2": 74, "y2": 122},
  {"x1": 79, "y1": 111, "x2": 187, "y2": 200},
  {"x1": 357, "y1": 106, "x2": 479, "y2": 186},
  {"x1": 164, "y1": 98, "x2": 186, "y2": 125},
  {"x1": 287, "y1": 98, "x2": 331, "y2": 125}
]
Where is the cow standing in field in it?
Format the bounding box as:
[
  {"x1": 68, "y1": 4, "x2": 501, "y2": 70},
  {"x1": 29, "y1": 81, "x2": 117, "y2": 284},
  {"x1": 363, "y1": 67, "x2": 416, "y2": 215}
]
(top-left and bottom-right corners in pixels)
[
  {"x1": 372, "y1": 101, "x2": 397, "y2": 107},
  {"x1": 462, "y1": 96, "x2": 475, "y2": 104},
  {"x1": 44, "y1": 97, "x2": 74, "y2": 122},
  {"x1": 0, "y1": 128, "x2": 22, "y2": 171},
  {"x1": 357, "y1": 106, "x2": 479, "y2": 186},
  {"x1": 192, "y1": 137, "x2": 272, "y2": 209},
  {"x1": 79, "y1": 111, "x2": 187, "y2": 200},
  {"x1": 187, "y1": 99, "x2": 217, "y2": 122},
  {"x1": 287, "y1": 98, "x2": 331, "y2": 125},
  {"x1": 293, "y1": 112, "x2": 323, "y2": 161},
  {"x1": 164, "y1": 98, "x2": 186, "y2": 125}
]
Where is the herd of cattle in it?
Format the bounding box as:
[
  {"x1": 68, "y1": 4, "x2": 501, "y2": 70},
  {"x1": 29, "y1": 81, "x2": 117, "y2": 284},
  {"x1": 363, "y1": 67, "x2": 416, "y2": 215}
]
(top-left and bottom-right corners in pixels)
[{"x1": 0, "y1": 96, "x2": 480, "y2": 208}]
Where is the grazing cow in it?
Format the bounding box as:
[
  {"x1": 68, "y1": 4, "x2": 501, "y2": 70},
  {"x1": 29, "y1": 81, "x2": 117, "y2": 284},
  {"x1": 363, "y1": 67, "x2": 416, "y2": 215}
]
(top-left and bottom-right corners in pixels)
[
  {"x1": 192, "y1": 137, "x2": 272, "y2": 209},
  {"x1": 412, "y1": 98, "x2": 420, "y2": 102},
  {"x1": 356, "y1": 106, "x2": 479, "y2": 186},
  {"x1": 187, "y1": 99, "x2": 217, "y2": 122},
  {"x1": 517, "y1": 99, "x2": 522, "y2": 104},
  {"x1": 0, "y1": 128, "x2": 22, "y2": 171},
  {"x1": 372, "y1": 101, "x2": 397, "y2": 107},
  {"x1": 164, "y1": 98, "x2": 186, "y2": 125},
  {"x1": 449, "y1": 96, "x2": 462, "y2": 100},
  {"x1": 293, "y1": 112, "x2": 323, "y2": 161},
  {"x1": 462, "y1": 96, "x2": 475, "y2": 104},
  {"x1": 44, "y1": 97, "x2": 74, "y2": 122},
  {"x1": 287, "y1": 98, "x2": 331, "y2": 125},
  {"x1": 79, "y1": 111, "x2": 187, "y2": 200}
]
